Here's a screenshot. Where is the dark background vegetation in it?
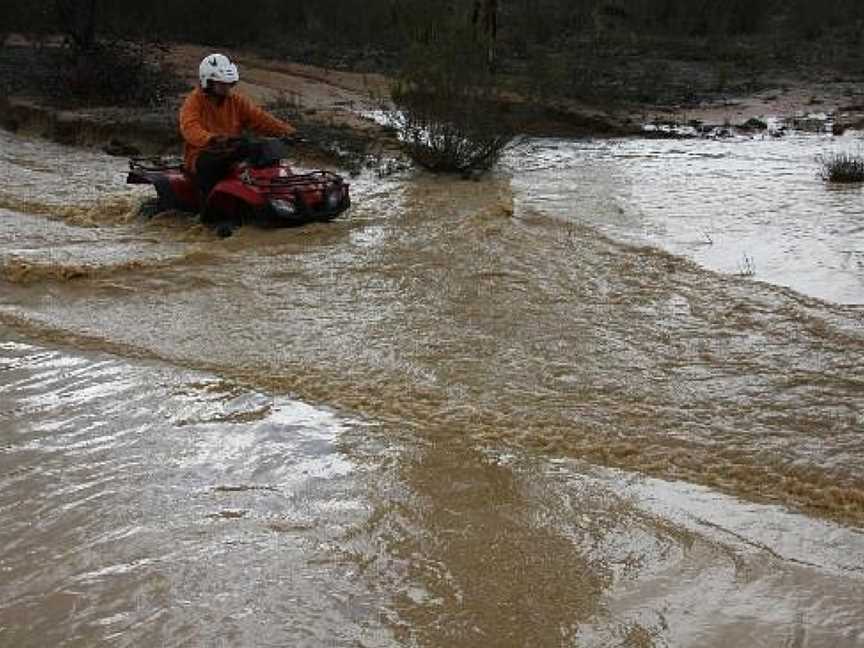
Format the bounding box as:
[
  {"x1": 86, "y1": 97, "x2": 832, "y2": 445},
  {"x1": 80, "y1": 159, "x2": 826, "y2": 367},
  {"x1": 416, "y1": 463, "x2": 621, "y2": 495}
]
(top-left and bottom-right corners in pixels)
[{"x1": 3, "y1": 0, "x2": 864, "y2": 105}]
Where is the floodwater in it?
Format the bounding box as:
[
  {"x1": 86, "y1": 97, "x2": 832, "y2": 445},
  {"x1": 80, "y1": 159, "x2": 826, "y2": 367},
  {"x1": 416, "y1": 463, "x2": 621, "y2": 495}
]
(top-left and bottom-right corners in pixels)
[
  {"x1": 507, "y1": 133, "x2": 864, "y2": 305},
  {"x1": 1, "y1": 127, "x2": 863, "y2": 647}
]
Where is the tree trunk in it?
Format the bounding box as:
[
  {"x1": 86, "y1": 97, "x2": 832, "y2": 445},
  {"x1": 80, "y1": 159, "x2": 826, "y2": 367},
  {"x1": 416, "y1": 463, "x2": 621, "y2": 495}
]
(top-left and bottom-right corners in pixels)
[
  {"x1": 55, "y1": 0, "x2": 99, "y2": 52},
  {"x1": 472, "y1": 0, "x2": 499, "y2": 68}
]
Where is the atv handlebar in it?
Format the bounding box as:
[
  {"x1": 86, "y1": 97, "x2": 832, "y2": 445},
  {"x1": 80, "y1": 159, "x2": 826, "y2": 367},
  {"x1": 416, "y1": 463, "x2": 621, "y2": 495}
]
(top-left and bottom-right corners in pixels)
[
  {"x1": 207, "y1": 135, "x2": 307, "y2": 153},
  {"x1": 205, "y1": 136, "x2": 312, "y2": 168},
  {"x1": 206, "y1": 136, "x2": 246, "y2": 153}
]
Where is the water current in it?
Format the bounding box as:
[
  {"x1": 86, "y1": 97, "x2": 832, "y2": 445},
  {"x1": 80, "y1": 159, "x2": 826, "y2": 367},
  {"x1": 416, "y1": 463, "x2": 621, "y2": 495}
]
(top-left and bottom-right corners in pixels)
[{"x1": 1, "y1": 128, "x2": 863, "y2": 646}]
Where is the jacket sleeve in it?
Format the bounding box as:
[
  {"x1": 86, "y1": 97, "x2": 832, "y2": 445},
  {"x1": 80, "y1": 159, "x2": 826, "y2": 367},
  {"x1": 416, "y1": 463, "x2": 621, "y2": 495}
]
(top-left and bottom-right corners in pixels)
[
  {"x1": 179, "y1": 93, "x2": 216, "y2": 147},
  {"x1": 238, "y1": 95, "x2": 296, "y2": 137}
]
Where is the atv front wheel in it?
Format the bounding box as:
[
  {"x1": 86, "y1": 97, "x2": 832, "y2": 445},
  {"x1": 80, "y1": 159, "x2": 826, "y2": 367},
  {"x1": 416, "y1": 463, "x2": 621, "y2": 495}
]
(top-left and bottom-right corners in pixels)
[{"x1": 136, "y1": 198, "x2": 163, "y2": 220}]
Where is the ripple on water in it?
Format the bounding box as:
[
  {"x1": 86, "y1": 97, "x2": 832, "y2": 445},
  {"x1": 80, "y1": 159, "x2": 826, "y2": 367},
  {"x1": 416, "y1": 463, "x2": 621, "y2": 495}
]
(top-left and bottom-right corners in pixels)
[{"x1": 506, "y1": 134, "x2": 864, "y2": 304}]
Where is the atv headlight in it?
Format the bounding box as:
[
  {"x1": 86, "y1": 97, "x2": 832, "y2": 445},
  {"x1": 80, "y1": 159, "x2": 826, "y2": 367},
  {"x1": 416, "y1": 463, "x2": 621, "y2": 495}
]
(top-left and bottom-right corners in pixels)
[
  {"x1": 270, "y1": 199, "x2": 297, "y2": 217},
  {"x1": 325, "y1": 186, "x2": 342, "y2": 210}
]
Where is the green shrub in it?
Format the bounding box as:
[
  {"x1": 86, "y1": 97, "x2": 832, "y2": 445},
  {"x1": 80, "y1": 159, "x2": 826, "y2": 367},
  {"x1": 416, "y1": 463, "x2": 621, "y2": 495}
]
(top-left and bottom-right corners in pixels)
[
  {"x1": 50, "y1": 40, "x2": 181, "y2": 107},
  {"x1": 389, "y1": 21, "x2": 514, "y2": 175},
  {"x1": 389, "y1": 98, "x2": 512, "y2": 174}
]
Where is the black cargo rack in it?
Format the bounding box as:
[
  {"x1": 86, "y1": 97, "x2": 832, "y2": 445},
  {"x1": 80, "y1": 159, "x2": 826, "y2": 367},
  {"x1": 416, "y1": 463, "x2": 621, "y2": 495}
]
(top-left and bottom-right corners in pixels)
[
  {"x1": 129, "y1": 156, "x2": 185, "y2": 173},
  {"x1": 244, "y1": 170, "x2": 344, "y2": 188}
]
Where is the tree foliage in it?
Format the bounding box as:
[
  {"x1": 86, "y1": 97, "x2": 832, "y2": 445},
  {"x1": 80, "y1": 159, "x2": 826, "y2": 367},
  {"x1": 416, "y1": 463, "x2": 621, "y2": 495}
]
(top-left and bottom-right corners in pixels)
[{"x1": 4, "y1": 0, "x2": 864, "y2": 58}]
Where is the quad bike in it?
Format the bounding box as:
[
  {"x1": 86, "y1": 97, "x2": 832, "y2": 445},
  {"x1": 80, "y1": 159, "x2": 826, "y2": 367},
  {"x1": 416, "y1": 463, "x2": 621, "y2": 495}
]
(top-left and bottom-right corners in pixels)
[{"x1": 127, "y1": 137, "x2": 350, "y2": 236}]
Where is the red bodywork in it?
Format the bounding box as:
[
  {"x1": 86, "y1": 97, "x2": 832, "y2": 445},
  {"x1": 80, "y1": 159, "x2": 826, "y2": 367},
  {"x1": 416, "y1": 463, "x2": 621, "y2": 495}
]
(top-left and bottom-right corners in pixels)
[{"x1": 127, "y1": 156, "x2": 351, "y2": 227}]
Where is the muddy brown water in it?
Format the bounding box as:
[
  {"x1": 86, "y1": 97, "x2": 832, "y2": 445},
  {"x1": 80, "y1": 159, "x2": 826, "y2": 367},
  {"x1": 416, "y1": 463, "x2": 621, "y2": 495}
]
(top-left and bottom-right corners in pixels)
[{"x1": 1, "y1": 129, "x2": 863, "y2": 647}]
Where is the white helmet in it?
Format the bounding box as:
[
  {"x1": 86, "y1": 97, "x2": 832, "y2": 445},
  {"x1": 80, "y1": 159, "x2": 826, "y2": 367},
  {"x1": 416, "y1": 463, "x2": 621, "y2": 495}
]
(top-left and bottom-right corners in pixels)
[{"x1": 199, "y1": 53, "x2": 239, "y2": 88}]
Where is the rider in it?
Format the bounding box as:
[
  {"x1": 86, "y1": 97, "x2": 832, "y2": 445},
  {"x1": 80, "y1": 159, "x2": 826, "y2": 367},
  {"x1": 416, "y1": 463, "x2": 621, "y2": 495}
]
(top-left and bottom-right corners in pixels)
[{"x1": 179, "y1": 53, "x2": 296, "y2": 205}]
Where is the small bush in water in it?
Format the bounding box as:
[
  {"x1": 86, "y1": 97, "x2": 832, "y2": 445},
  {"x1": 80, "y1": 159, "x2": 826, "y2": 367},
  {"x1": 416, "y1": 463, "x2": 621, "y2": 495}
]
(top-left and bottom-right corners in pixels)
[
  {"x1": 390, "y1": 26, "x2": 513, "y2": 175},
  {"x1": 819, "y1": 152, "x2": 864, "y2": 183},
  {"x1": 390, "y1": 89, "x2": 513, "y2": 174}
]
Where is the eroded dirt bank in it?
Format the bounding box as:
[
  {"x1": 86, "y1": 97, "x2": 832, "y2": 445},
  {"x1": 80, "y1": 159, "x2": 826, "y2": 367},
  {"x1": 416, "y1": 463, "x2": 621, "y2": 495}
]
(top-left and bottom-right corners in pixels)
[
  {"x1": 3, "y1": 39, "x2": 864, "y2": 163},
  {"x1": 0, "y1": 41, "x2": 635, "y2": 166}
]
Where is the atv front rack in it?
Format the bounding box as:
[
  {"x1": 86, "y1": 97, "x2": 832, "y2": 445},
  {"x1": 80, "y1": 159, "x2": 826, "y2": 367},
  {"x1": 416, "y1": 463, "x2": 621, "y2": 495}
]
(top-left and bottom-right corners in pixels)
[
  {"x1": 241, "y1": 169, "x2": 345, "y2": 188},
  {"x1": 129, "y1": 156, "x2": 185, "y2": 173}
]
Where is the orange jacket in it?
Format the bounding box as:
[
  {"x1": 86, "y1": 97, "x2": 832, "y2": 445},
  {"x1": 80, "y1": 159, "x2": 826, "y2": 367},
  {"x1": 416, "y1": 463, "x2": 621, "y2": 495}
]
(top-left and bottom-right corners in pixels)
[{"x1": 179, "y1": 87, "x2": 296, "y2": 172}]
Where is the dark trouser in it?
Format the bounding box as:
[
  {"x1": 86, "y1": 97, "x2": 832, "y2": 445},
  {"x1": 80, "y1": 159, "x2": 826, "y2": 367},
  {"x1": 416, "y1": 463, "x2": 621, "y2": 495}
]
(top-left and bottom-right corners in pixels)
[{"x1": 195, "y1": 144, "x2": 250, "y2": 225}]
